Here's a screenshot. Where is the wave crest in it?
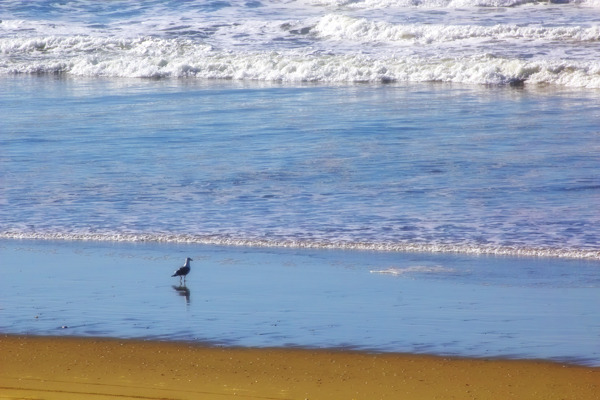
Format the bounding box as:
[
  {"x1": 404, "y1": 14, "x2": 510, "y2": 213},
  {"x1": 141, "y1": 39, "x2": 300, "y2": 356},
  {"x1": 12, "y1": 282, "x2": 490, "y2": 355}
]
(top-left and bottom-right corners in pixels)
[
  {"x1": 2, "y1": 36, "x2": 600, "y2": 87},
  {"x1": 314, "y1": 14, "x2": 600, "y2": 44}
]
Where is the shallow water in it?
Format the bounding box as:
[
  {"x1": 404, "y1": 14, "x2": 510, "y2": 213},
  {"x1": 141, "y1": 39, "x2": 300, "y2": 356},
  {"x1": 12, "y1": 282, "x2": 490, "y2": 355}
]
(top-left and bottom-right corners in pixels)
[
  {"x1": 1, "y1": 240, "x2": 599, "y2": 366},
  {"x1": 2, "y1": 76, "x2": 599, "y2": 259}
]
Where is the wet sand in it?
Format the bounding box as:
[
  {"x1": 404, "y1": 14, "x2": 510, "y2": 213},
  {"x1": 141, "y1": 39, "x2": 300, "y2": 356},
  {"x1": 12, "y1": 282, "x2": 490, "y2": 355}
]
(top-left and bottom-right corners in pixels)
[{"x1": 1, "y1": 335, "x2": 598, "y2": 400}]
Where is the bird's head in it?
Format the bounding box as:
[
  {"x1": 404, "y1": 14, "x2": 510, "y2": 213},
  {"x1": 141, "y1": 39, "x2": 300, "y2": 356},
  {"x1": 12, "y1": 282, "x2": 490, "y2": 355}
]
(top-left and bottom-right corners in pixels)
[{"x1": 186, "y1": 257, "x2": 193, "y2": 262}]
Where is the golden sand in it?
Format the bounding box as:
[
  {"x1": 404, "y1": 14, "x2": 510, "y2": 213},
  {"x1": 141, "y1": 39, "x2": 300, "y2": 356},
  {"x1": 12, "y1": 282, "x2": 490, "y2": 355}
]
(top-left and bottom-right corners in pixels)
[{"x1": 1, "y1": 335, "x2": 598, "y2": 400}]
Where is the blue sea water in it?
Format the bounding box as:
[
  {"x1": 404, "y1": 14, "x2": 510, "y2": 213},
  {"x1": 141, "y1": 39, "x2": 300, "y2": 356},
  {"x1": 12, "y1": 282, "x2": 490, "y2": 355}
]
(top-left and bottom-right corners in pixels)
[
  {"x1": 1, "y1": 0, "x2": 599, "y2": 257},
  {"x1": 2, "y1": 77, "x2": 599, "y2": 258},
  {"x1": 1, "y1": 0, "x2": 600, "y2": 364}
]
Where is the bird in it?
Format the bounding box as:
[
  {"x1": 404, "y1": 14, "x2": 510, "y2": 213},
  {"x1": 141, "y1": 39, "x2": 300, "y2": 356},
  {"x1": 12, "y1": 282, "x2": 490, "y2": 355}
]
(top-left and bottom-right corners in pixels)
[{"x1": 172, "y1": 257, "x2": 193, "y2": 284}]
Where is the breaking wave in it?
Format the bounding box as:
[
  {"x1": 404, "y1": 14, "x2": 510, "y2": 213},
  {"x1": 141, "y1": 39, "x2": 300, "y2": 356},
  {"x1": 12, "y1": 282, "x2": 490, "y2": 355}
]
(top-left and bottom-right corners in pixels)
[
  {"x1": 313, "y1": 14, "x2": 600, "y2": 44},
  {"x1": 2, "y1": 36, "x2": 600, "y2": 87}
]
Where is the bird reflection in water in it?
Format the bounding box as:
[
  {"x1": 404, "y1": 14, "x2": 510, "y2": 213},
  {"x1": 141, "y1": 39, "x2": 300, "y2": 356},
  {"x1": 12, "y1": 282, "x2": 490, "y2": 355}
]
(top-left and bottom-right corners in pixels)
[{"x1": 172, "y1": 285, "x2": 191, "y2": 304}]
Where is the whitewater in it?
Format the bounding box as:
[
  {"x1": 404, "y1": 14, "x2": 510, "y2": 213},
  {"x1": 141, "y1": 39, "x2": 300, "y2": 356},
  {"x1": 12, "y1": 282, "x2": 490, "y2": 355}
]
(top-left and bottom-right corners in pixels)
[{"x1": 1, "y1": 0, "x2": 600, "y2": 86}]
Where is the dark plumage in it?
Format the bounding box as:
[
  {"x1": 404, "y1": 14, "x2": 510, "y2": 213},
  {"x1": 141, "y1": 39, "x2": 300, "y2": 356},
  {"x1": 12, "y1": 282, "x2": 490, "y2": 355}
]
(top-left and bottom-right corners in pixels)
[{"x1": 172, "y1": 257, "x2": 193, "y2": 283}]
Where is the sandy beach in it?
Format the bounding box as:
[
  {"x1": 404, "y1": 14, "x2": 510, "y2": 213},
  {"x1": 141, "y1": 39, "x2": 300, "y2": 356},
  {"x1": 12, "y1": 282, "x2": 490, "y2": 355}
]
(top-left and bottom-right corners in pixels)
[{"x1": 1, "y1": 335, "x2": 598, "y2": 400}]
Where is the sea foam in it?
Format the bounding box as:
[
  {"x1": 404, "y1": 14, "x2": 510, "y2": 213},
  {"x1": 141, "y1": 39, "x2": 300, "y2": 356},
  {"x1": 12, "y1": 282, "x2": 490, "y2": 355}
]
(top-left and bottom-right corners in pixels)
[
  {"x1": 2, "y1": 35, "x2": 600, "y2": 87},
  {"x1": 2, "y1": 0, "x2": 599, "y2": 88},
  {"x1": 308, "y1": 0, "x2": 600, "y2": 8},
  {"x1": 2, "y1": 231, "x2": 599, "y2": 260},
  {"x1": 370, "y1": 266, "x2": 456, "y2": 275},
  {"x1": 313, "y1": 14, "x2": 600, "y2": 44}
]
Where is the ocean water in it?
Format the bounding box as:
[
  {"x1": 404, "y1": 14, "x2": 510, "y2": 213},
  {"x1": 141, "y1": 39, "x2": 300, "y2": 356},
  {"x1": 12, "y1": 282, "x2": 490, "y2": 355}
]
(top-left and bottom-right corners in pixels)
[
  {"x1": 2, "y1": 77, "x2": 599, "y2": 258},
  {"x1": 1, "y1": 0, "x2": 599, "y2": 257},
  {"x1": 1, "y1": 0, "x2": 600, "y2": 364}
]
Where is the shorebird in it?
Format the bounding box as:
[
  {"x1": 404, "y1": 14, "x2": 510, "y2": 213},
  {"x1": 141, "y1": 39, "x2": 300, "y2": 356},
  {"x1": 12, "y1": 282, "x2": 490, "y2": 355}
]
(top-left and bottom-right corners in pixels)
[{"x1": 172, "y1": 257, "x2": 193, "y2": 284}]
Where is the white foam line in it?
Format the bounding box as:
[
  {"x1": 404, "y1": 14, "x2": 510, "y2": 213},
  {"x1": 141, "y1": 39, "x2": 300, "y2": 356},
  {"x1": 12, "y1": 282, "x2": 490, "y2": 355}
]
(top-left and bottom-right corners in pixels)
[
  {"x1": 314, "y1": 14, "x2": 600, "y2": 44},
  {"x1": 310, "y1": 0, "x2": 600, "y2": 8},
  {"x1": 1, "y1": 231, "x2": 598, "y2": 260},
  {"x1": 2, "y1": 35, "x2": 600, "y2": 87}
]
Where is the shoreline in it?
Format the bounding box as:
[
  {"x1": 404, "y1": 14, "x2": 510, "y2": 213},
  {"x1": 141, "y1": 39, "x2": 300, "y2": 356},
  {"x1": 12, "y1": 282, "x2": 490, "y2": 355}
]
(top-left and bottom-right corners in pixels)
[
  {"x1": 2, "y1": 239, "x2": 600, "y2": 367},
  {"x1": 2, "y1": 235, "x2": 599, "y2": 261},
  {"x1": 1, "y1": 335, "x2": 598, "y2": 400}
]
